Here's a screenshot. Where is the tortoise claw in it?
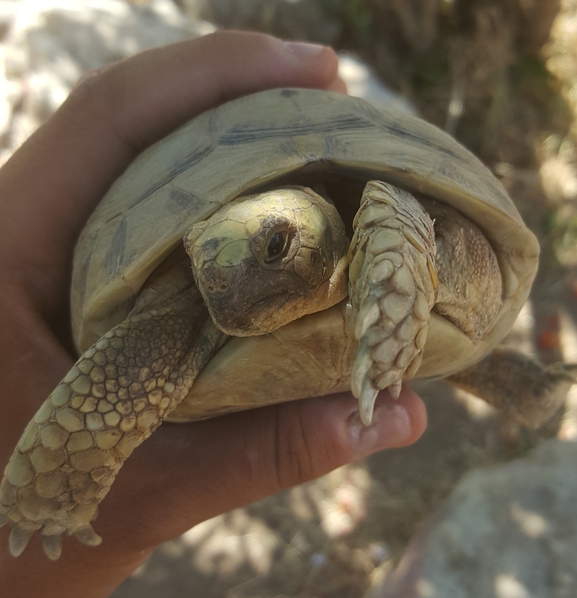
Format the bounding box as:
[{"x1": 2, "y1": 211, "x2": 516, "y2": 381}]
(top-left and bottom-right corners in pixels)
[
  {"x1": 42, "y1": 534, "x2": 63, "y2": 561},
  {"x1": 9, "y1": 526, "x2": 33, "y2": 557},
  {"x1": 74, "y1": 524, "x2": 102, "y2": 547},
  {"x1": 359, "y1": 380, "x2": 379, "y2": 426}
]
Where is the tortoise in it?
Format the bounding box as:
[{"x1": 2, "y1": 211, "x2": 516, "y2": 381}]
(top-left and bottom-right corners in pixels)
[{"x1": 0, "y1": 87, "x2": 572, "y2": 561}]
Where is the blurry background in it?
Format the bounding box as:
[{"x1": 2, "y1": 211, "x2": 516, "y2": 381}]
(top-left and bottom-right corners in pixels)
[{"x1": 1, "y1": 0, "x2": 577, "y2": 595}]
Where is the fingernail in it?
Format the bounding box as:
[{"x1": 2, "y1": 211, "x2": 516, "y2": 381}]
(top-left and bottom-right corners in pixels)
[
  {"x1": 348, "y1": 401, "x2": 412, "y2": 458},
  {"x1": 282, "y1": 41, "x2": 326, "y2": 58}
]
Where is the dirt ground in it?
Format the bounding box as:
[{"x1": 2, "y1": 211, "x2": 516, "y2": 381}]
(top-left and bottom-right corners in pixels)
[{"x1": 109, "y1": 1, "x2": 577, "y2": 596}]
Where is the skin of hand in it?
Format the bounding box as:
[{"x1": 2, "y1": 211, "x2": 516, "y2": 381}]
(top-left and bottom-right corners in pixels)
[{"x1": 0, "y1": 31, "x2": 427, "y2": 598}]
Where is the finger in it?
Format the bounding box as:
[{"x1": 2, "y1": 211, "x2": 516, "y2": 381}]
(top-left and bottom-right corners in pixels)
[
  {"x1": 100, "y1": 386, "x2": 427, "y2": 551},
  {"x1": 0, "y1": 31, "x2": 340, "y2": 314}
]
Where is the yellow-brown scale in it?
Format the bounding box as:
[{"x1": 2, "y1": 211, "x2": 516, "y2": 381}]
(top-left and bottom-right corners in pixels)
[{"x1": 0, "y1": 285, "x2": 223, "y2": 559}]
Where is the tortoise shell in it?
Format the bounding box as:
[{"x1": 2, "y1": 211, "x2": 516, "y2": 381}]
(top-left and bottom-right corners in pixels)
[{"x1": 72, "y1": 87, "x2": 539, "y2": 421}]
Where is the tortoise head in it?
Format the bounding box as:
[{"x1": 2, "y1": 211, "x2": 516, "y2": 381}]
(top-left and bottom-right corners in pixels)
[{"x1": 183, "y1": 187, "x2": 349, "y2": 337}]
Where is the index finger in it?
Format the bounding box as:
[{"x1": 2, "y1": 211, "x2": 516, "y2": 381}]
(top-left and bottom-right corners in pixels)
[{"x1": 0, "y1": 31, "x2": 342, "y2": 316}]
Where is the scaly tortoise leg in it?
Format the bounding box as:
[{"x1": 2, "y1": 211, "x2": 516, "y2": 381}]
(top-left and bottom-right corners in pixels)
[
  {"x1": 348, "y1": 181, "x2": 438, "y2": 425},
  {"x1": 447, "y1": 346, "x2": 577, "y2": 428},
  {"x1": 0, "y1": 283, "x2": 225, "y2": 559}
]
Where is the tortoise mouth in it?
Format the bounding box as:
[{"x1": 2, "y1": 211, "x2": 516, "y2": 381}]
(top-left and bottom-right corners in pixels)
[{"x1": 210, "y1": 290, "x2": 298, "y2": 337}]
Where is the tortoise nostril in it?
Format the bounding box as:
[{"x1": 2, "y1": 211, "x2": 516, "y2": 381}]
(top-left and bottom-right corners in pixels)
[{"x1": 219, "y1": 284, "x2": 228, "y2": 292}]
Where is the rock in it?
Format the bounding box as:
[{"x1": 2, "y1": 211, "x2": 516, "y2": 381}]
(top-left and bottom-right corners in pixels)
[
  {"x1": 366, "y1": 439, "x2": 577, "y2": 598},
  {"x1": 338, "y1": 52, "x2": 417, "y2": 116},
  {"x1": 0, "y1": 0, "x2": 215, "y2": 163}
]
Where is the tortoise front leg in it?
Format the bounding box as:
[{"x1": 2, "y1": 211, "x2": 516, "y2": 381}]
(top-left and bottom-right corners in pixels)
[
  {"x1": 446, "y1": 346, "x2": 577, "y2": 428},
  {"x1": 348, "y1": 181, "x2": 438, "y2": 425},
  {"x1": 0, "y1": 283, "x2": 225, "y2": 559}
]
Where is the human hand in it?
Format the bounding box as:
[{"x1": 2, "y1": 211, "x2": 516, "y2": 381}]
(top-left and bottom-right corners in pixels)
[{"x1": 0, "y1": 31, "x2": 427, "y2": 598}]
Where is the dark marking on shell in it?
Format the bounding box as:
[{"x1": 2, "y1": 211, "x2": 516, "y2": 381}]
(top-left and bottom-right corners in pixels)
[
  {"x1": 220, "y1": 115, "x2": 373, "y2": 145},
  {"x1": 105, "y1": 215, "x2": 128, "y2": 277},
  {"x1": 168, "y1": 188, "x2": 206, "y2": 215},
  {"x1": 126, "y1": 145, "x2": 213, "y2": 210},
  {"x1": 76, "y1": 232, "x2": 98, "y2": 304},
  {"x1": 281, "y1": 89, "x2": 299, "y2": 98}
]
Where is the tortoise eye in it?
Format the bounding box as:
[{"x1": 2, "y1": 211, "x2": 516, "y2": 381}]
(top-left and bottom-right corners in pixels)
[{"x1": 265, "y1": 232, "x2": 288, "y2": 262}]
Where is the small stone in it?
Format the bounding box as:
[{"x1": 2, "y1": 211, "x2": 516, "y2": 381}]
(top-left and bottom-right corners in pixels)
[{"x1": 39, "y1": 424, "x2": 70, "y2": 450}]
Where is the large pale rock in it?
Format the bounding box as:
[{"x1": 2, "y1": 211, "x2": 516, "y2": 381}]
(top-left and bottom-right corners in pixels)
[
  {"x1": 0, "y1": 0, "x2": 215, "y2": 163},
  {"x1": 367, "y1": 439, "x2": 577, "y2": 598}
]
